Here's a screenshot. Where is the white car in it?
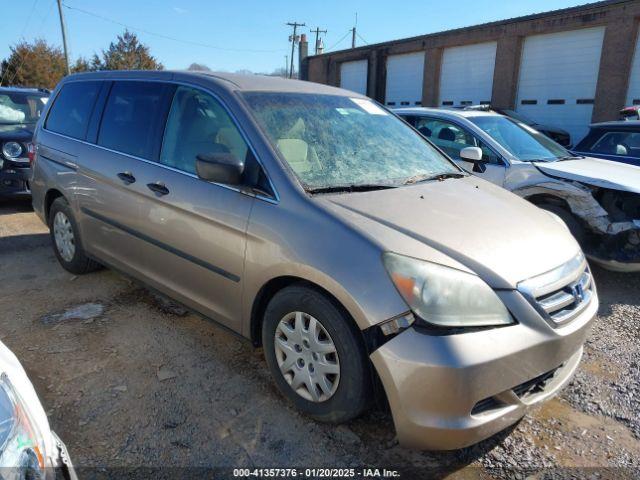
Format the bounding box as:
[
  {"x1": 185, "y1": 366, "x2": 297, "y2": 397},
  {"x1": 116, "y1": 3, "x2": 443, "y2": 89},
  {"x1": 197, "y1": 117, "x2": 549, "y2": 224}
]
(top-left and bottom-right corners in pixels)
[
  {"x1": 0, "y1": 339, "x2": 75, "y2": 479},
  {"x1": 396, "y1": 107, "x2": 640, "y2": 272}
]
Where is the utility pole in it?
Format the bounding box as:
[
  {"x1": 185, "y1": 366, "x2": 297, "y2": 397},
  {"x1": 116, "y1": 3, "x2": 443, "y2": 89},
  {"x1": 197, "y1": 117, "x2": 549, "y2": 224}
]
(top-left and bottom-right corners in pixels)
[
  {"x1": 56, "y1": 0, "x2": 70, "y2": 75},
  {"x1": 284, "y1": 55, "x2": 289, "y2": 78},
  {"x1": 287, "y1": 21, "x2": 305, "y2": 78},
  {"x1": 351, "y1": 12, "x2": 358, "y2": 49},
  {"x1": 311, "y1": 27, "x2": 327, "y2": 55}
]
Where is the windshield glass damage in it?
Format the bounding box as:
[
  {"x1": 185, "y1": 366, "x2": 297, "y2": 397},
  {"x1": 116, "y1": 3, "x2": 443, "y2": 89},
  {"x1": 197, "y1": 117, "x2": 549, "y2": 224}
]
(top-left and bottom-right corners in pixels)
[{"x1": 243, "y1": 92, "x2": 462, "y2": 191}]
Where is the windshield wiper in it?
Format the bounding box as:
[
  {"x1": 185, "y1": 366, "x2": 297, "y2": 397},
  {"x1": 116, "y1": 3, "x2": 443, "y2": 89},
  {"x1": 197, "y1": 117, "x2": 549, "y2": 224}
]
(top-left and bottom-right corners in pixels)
[
  {"x1": 402, "y1": 172, "x2": 466, "y2": 185},
  {"x1": 307, "y1": 183, "x2": 397, "y2": 194},
  {"x1": 557, "y1": 155, "x2": 583, "y2": 160}
]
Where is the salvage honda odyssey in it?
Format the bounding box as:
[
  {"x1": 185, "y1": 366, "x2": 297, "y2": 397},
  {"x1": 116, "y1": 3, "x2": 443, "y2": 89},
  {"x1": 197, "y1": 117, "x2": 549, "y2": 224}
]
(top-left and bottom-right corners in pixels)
[{"x1": 30, "y1": 71, "x2": 597, "y2": 450}]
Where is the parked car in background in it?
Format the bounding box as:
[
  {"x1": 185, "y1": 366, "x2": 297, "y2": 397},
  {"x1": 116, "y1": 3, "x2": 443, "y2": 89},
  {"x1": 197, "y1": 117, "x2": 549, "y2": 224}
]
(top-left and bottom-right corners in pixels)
[
  {"x1": 461, "y1": 104, "x2": 572, "y2": 147},
  {"x1": 0, "y1": 338, "x2": 75, "y2": 478},
  {"x1": 396, "y1": 107, "x2": 640, "y2": 272},
  {"x1": 0, "y1": 87, "x2": 49, "y2": 197},
  {"x1": 31, "y1": 71, "x2": 597, "y2": 450},
  {"x1": 573, "y1": 121, "x2": 640, "y2": 167},
  {"x1": 620, "y1": 105, "x2": 640, "y2": 120}
]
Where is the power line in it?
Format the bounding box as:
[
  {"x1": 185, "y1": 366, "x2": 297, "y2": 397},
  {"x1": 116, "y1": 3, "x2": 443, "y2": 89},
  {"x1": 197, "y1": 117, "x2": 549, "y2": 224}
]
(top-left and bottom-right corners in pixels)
[
  {"x1": 62, "y1": 3, "x2": 286, "y2": 54},
  {"x1": 326, "y1": 30, "x2": 351, "y2": 52},
  {"x1": 4, "y1": 0, "x2": 56, "y2": 86},
  {"x1": 1, "y1": 0, "x2": 41, "y2": 85},
  {"x1": 356, "y1": 32, "x2": 369, "y2": 45}
]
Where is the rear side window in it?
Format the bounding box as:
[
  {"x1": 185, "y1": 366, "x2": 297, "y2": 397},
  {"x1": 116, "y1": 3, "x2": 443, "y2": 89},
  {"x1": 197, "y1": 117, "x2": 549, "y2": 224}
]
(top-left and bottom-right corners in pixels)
[
  {"x1": 45, "y1": 81, "x2": 101, "y2": 139},
  {"x1": 98, "y1": 81, "x2": 167, "y2": 160},
  {"x1": 591, "y1": 131, "x2": 640, "y2": 158}
]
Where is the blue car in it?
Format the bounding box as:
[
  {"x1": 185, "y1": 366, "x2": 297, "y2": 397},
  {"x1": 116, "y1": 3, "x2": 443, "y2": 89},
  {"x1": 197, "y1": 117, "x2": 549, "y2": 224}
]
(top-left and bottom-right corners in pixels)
[{"x1": 573, "y1": 121, "x2": 640, "y2": 167}]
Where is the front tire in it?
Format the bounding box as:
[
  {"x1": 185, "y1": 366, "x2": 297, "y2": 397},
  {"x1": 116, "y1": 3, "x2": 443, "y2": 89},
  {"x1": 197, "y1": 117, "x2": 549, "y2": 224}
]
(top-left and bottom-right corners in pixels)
[
  {"x1": 262, "y1": 285, "x2": 371, "y2": 423},
  {"x1": 48, "y1": 197, "x2": 101, "y2": 274}
]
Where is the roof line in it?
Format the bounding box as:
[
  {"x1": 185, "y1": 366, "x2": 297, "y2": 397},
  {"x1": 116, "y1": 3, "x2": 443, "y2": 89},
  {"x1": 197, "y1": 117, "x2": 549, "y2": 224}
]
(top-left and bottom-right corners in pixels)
[
  {"x1": 183, "y1": 70, "x2": 243, "y2": 88},
  {"x1": 309, "y1": 0, "x2": 632, "y2": 59}
]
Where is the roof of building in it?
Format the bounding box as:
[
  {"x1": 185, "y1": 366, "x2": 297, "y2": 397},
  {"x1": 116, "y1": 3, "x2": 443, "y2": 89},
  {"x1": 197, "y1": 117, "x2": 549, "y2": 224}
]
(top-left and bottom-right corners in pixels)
[{"x1": 309, "y1": 0, "x2": 632, "y2": 58}]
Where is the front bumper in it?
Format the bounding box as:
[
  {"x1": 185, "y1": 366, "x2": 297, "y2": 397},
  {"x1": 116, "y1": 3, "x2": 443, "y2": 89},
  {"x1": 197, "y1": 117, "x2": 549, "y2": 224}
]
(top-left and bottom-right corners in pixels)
[
  {"x1": 0, "y1": 166, "x2": 30, "y2": 195},
  {"x1": 370, "y1": 288, "x2": 597, "y2": 450}
]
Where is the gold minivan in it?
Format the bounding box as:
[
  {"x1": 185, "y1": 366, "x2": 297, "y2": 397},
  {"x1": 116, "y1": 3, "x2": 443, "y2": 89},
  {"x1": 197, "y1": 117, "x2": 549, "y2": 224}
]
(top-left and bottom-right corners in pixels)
[{"x1": 31, "y1": 71, "x2": 597, "y2": 450}]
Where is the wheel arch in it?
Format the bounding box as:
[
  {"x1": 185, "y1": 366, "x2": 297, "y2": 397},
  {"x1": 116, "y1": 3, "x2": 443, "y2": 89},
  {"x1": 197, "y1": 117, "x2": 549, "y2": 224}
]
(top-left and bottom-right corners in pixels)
[
  {"x1": 250, "y1": 274, "x2": 391, "y2": 411},
  {"x1": 524, "y1": 193, "x2": 571, "y2": 210},
  {"x1": 44, "y1": 188, "x2": 65, "y2": 223},
  {"x1": 249, "y1": 275, "x2": 361, "y2": 348}
]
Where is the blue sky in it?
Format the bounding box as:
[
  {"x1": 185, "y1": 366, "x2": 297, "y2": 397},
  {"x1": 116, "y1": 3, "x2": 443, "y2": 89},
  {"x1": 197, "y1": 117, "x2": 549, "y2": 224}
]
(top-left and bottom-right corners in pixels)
[{"x1": 3, "y1": 0, "x2": 587, "y2": 73}]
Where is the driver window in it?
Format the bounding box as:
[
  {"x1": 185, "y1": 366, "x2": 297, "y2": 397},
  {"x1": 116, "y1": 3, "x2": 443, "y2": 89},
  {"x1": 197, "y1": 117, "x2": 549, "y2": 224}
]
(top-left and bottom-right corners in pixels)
[
  {"x1": 160, "y1": 86, "x2": 248, "y2": 175},
  {"x1": 414, "y1": 118, "x2": 499, "y2": 164},
  {"x1": 592, "y1": 131, "x2": 639, "y2": 157}
]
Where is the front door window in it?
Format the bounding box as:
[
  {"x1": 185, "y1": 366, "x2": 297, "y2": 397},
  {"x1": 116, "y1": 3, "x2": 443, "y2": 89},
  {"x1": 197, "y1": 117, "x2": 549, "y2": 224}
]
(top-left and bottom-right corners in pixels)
[{"x1": 410, "y1": 117, "x2": 500, "y2": 164}]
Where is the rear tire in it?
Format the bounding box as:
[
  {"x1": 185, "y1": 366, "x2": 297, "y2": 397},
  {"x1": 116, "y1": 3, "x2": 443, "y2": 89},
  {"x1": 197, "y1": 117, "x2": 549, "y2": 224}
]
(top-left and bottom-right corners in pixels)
[
  {"x1": 48, "y1": 197, "x2": 101, "y2": 274},
  {"x1": 262, "y1": 285, "x2": 371, "y2": 423}
]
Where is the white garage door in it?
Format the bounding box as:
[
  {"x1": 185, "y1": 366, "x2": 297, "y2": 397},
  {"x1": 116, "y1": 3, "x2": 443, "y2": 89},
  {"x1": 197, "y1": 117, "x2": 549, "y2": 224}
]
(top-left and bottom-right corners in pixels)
[
  {"x1": 626, "y1": 30, "x2": 640, "y2": 106},
  {"x1": 516, "y1": 27, "x2": 605, "y2": 145},
  {"x1": 385, "y1": 52, "x2": 425, "y2": 106},
  {"x1": 439, "y1": 42, "x2": 497, "y2": 107},
  {"x1": 340, "y1": 60, "x2": 368, "y2": 95}
]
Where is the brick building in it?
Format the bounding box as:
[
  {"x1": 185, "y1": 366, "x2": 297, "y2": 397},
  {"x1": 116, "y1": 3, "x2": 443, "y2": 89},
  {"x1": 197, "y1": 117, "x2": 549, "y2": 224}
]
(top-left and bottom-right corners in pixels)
[{"x1": 303, "y1": 0, "x2": 640, "y2": 143}]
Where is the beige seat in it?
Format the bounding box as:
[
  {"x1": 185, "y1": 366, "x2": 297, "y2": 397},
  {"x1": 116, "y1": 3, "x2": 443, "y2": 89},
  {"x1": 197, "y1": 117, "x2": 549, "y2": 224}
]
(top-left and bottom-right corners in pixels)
[
  {"x1": 216, "y1": 127, "x2": 248, "y2": 162},
  {"x1": 277, "y1": 139, "x2": 312, "y2": 174}
]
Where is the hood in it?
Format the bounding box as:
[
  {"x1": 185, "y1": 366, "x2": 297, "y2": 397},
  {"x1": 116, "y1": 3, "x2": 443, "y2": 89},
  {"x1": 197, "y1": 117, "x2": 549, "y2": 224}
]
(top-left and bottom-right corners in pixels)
[
  {"x1": 535, "y1": 157, "x2": 640, "y2": 194},
  {"x1": 322, "y1": 176, "x2": 580, "y2": 289},
  {"x1": 0, "y1": 123, "x2": 35, "y2": 141}
]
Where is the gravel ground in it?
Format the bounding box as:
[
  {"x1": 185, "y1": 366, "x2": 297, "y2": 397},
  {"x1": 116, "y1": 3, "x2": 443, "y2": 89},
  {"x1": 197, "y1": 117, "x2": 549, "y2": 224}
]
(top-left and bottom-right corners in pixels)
[{"x1": 0, "y1": 196, "x2": 638, "y2": 479}]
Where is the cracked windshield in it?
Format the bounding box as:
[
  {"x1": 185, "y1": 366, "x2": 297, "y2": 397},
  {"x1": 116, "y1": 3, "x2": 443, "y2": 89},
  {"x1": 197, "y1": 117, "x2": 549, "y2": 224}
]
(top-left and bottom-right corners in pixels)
[{"x1": 243, "y1": 92, "x2": 461, "y2": 190}]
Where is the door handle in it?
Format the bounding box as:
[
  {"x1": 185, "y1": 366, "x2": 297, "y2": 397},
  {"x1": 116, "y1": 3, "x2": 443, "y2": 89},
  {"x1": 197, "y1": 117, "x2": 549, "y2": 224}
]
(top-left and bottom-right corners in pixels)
[
  {"x1": 146, "y1": 182, "x2": 170, "y2": 196},
  {"x1": 117, "y1": 172, "x2": 136, "y2": 184}
]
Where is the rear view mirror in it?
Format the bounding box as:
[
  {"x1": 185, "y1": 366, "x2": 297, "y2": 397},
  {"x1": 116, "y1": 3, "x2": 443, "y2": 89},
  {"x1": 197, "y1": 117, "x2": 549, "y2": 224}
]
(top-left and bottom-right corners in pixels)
[
  {"x1": 459, "y1": 147, "x2": 487, "y2": 173},
  {"x1": 196, "y1": 152, "x2": 244, "y2": 185}
]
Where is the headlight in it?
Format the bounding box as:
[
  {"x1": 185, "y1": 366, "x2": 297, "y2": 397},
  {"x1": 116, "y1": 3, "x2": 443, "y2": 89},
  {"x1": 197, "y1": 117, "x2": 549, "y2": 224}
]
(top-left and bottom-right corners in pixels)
[
  {"x1": 2, "y1": 142, "x2": 23, "y2": 159},
  {"x1": 0, "y1": 373, "x2": 48, "y2": 478},
  {"x1": 383, "y1": 252, "x2": 513, "y2": 328}
]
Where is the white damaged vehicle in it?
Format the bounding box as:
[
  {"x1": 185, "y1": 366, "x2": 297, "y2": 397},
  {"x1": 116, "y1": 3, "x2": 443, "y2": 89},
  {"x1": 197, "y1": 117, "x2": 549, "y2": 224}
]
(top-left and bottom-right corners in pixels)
[
  {"x1": 0, "y1": 339, "x2": 75, "y2": 479},
  {"x1": 397, "y1": 107, "x2": 640, "y2": 272}
]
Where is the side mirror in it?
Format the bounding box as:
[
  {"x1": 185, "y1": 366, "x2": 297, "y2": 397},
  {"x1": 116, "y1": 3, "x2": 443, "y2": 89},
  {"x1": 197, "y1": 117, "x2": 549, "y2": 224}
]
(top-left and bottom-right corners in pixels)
[
  {"x1": 459, "y1": 146, "x2": 487, "y2": 173},
  {"x1": 196, "y1": 152, "x2": 244, "y2": 185}
]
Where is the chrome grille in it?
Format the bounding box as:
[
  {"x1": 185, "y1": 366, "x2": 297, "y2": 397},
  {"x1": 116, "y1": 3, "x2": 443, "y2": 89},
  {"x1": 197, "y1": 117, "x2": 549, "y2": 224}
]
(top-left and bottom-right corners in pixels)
[{"x1": 518, "y1": 253, "x2": 594, "y2": 326}]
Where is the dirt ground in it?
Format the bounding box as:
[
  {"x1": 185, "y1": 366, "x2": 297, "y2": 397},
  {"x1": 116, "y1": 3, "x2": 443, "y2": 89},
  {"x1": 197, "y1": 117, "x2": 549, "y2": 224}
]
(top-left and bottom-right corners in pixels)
[{"x1": 0, "y1": 196, "x2": 639, "y2": 479}]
